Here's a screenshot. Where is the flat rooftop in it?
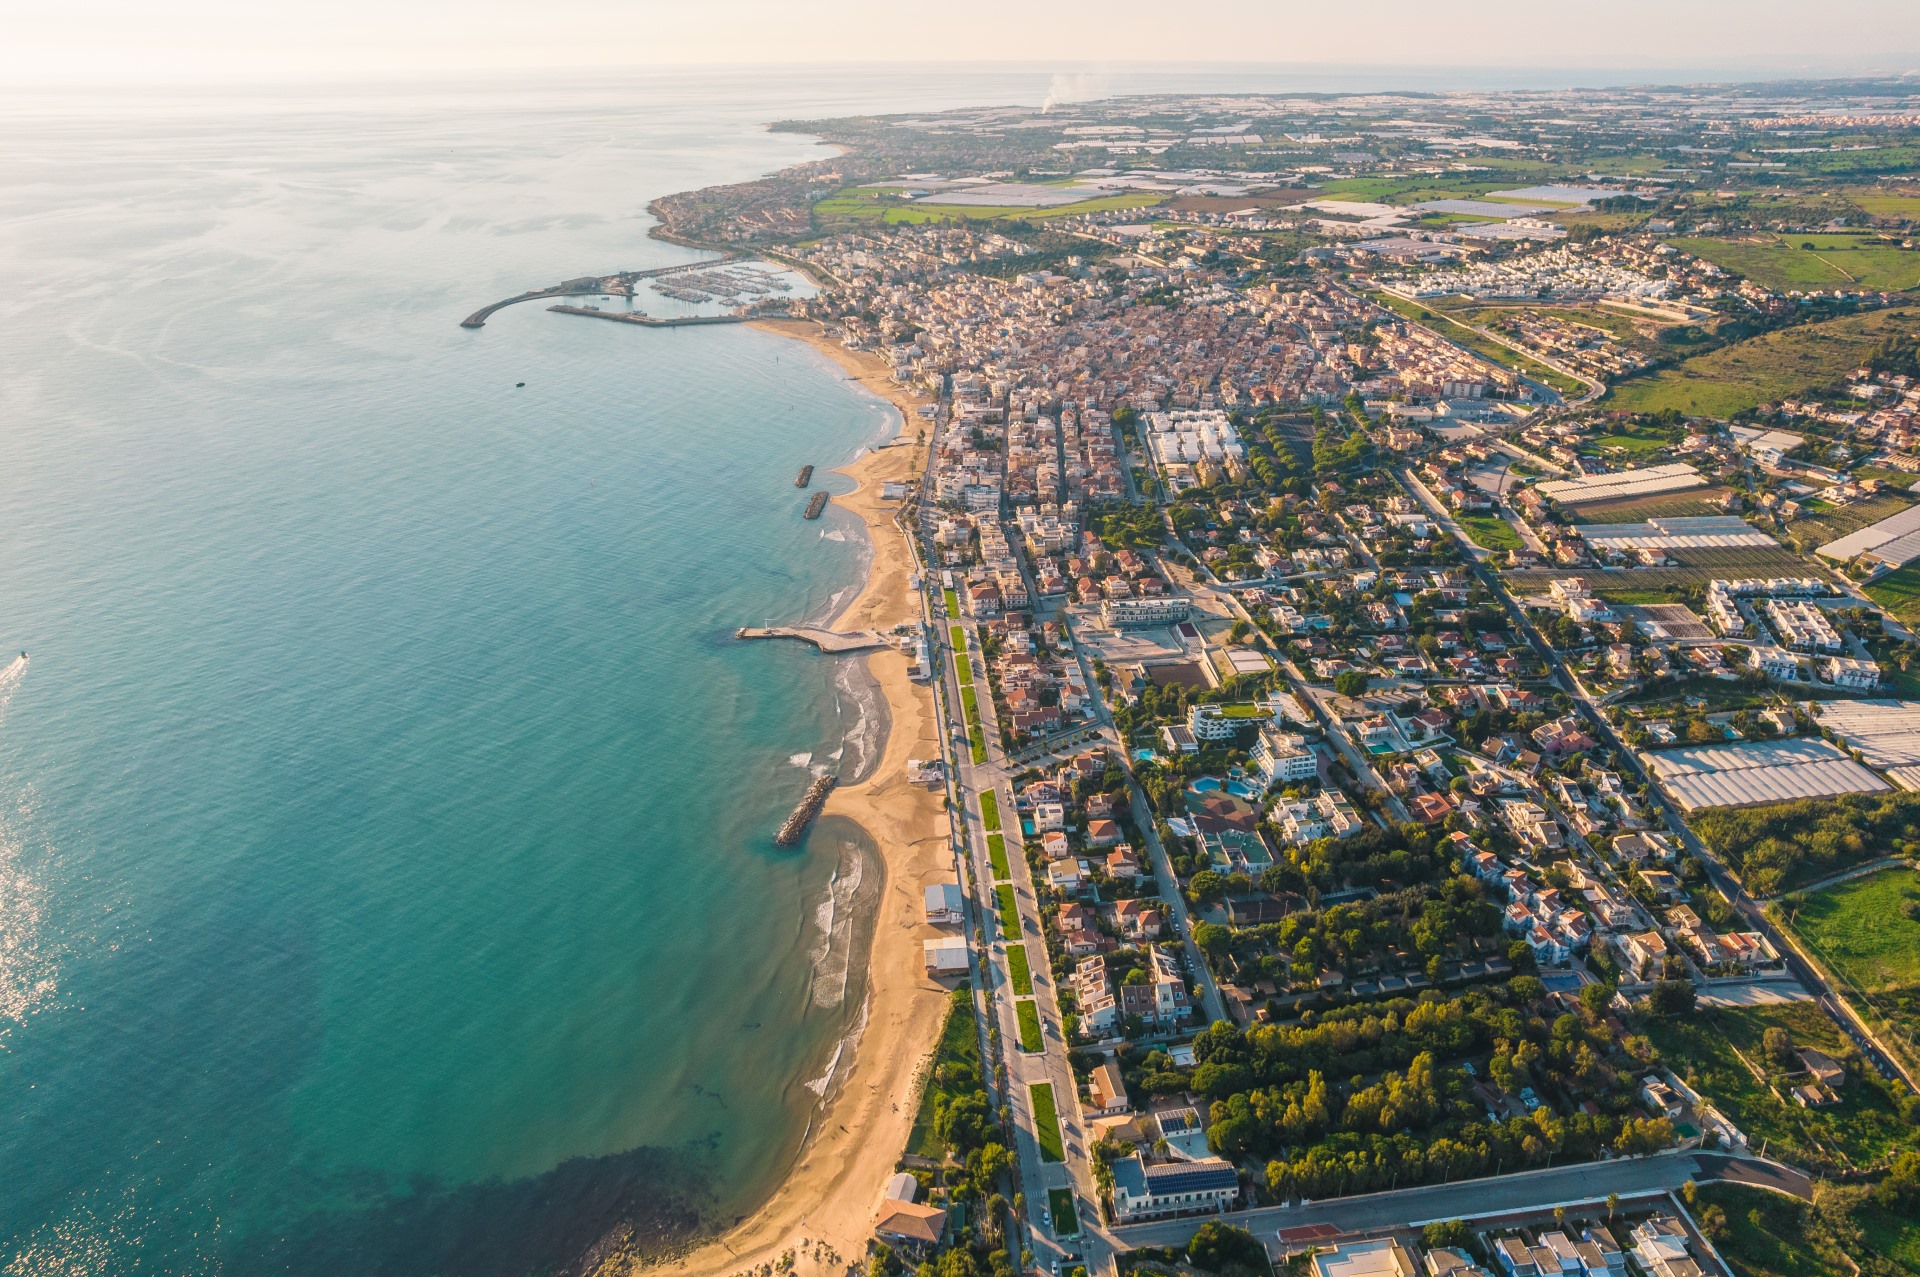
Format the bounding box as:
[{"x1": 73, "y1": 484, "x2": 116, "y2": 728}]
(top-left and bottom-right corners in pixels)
[
  {"x1": 1645, "y1": 737, "x2": 1890, "y2": 810},
  {"x1": 1537, "y1": 463, "x2": 1705, "y2": 506}
]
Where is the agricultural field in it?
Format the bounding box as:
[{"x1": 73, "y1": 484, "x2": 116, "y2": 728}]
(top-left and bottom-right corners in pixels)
[
  {"x1": 1782, "y1": 868, "x2": 1920, "y2": 1074},
  {"x1": 814, "y1": 186, "x2": 1164, "y2": 227},
  {"x1": 1663, "y1": 545, "x2": 1827, "y2": 575},
  {"x1": 1573, "y1": 487, "x2": 1737, "y2": 523},
  {"x1": 1787, "y1": 493, "x2": 1920, "y2": 550},
  {"x1": 1674, "y1": 234, "x2": 1920, "y2": 293},
  {"x1": 1584, "y1": 429, "x2": 1675, "y2": 457},
  {"x1": 1459, "y1": 514, "x2": 1524, "y2": 552},
  {"x1": 1864, "y1": 565, "x2": 1920, "y2": 624},
  {"x1": 1851, "y1": 187, "x2": 1920, "y2": 220},
  {"x1": 1646, "y1": 999, "x2": 1920, "y2": 1171},
  {"x1": 1603, "y1": 306, "x2": 1920, "y2": 418}
]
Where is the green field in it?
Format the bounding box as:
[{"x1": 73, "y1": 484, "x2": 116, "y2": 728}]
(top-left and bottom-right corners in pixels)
[
  {"x1": 997, "y1": 884, "x2": 1021, "y2": 937},
  {"x1": 1865, "y1": 565, "x2": 1920, "y2": 623},
  {"x1": 1007, "y1": 942, "x2": 1033, "y2": 994},
  {"x1": 907, "y1": 989, "x2": 983, "y2": 1158},
  {"x1": 816, "y1": 185, "x2": 1165, "y2": 228},
  {"x1": 1694, "y1": 1183, "x2": 1848, "y2": 1277},
  {"x1": 1586, "y1": 430, "x2": 1672, "y2": 456},
  {"x1": 1676, "y1": 234, "x2": 1920, "y2": 292},
  {"x1": 1028, "y1": 1081, "x2": 1066, "y2": 1162},
  {"x1": 1016, "y1": 999, "x2": 1044, "y2": 1052},
  {"x1": 1459, "y1": 514, "x2": 1524, "y2": 552},
  {"x1": 1047, "y1": 1187, "x2": 1080, "y2": 1237},
  {"x1": 1604, "y1": 306, "x2": 1920, "y2": 417},
  {"x1": 1787, "y1": 868, "x2": 1920, "y2": 1078},
  {"x1": 961, "y1": 685, "x2": 986, "y2": 763},
  {"x1": 979, "y1": 789, "x2": 1001, "y2": 832},
  {"x1": 943, "y1": 588, "x2": 961, "y2": 616},
  {"x1": 951, "y1": 626, "x2": 973, "y2": 685},
  {"x1": 1573, "y1": 488, "x2": 1735, "y2": 522},
  {"x1": 988, "y1": 832, "x2": 1011, "y2": 881},
  {"x1": 1372, "y1": 292, "x2": 1588, "y2": 396},
  {"x1": 1645, "y1": 1000, "x2": 1920, "y2": 1171}
]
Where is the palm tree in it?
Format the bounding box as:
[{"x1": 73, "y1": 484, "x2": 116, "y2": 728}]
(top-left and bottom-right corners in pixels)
[{"x1": 1607, "y1": 1192, "x2": 1620, "y2": 1221}]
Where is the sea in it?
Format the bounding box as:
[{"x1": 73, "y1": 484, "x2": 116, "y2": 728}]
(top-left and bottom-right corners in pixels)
[{"x1": 0, "y1": 60, "x2": 1766, "y2": 1276}]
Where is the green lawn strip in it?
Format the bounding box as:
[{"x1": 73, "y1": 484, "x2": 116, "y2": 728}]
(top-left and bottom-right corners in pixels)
[
  {"x1": 950, "y1": 626, "x2": 973, "y2": 685},
  {"x1": 1458, "y1": 514, "x2": 1524, "y2": 553},
  {"x1": 1028, "y1": 1082, "x2": 1066, "y2": 1162},
  {"x1": 943, "y1": 588, "x2": 961, "y2": 616},
  {"x1": 979, "y1": 789, "x2": 1001, "y2": 832},
  {"x1": 1016, "y1": 999, "x2": 1044, "y2": 1052},
  {"x1": 1006, "y1": 942, "x2": 1033, "y2": 994},
  {"x1": 1047, "y1": 1188, "x2": 1080, "y2": 1237},
  {"x1": 970, "y1": 732, "x2": 987, "y2": 766},
  {"x1": 907, "y1": 989, "x2": 984, "y2": 1158},
  {"x1": 987, "y1": 833, "x2": 1011, "y2": 881},
  {"x1": 960, "y1": 684, "x2": 980, "y2": 724},
  {"x1": 996, "y1": 884, "x2": 1021, "y2": 937}
]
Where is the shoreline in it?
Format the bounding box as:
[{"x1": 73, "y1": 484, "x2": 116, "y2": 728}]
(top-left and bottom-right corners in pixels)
[{"x1": 654, "y1": 322, "x2": 950, "y2": 1277}]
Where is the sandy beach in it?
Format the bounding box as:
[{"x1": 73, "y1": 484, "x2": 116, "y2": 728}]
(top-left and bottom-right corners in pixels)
[{"x1": 644, "y1": 322, "x2": 952, "y2": 1277}]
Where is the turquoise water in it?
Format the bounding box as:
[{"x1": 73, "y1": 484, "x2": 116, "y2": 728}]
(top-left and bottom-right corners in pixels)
[
  {"x1": 0, "y1": 62, "x2": 1641, "y2": 1276},
  {"x1": 0, "y1": 75, "x2": 968, "y2": 1275}
]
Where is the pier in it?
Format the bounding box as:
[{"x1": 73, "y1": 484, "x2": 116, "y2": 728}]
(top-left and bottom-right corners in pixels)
[
  {"x1": 796, "y1": 464, "x2": 814, "y2": 488},
  {"x1": 458, "y1": 254, "x2": 743, "y2": 329},
  {"x1": 736, "y1": 626, "x2": 889, "y2": 653},
  {"x1": 774, "y1": 773, "x2": 837, "y2": 846},
  {"x1": 804, "y1": 492, "x2": 829, "y2": 519}
]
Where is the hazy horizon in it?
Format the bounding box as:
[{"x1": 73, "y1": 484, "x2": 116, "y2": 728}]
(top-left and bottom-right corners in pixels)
[{"x1": 4, "y1": 0, "x2": 1919, "y2": 83}]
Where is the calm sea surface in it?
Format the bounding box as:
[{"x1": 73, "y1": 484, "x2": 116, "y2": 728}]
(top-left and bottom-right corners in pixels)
[{"x1": 0, "y1": 62, "x2": 1706, "y2": 1274}]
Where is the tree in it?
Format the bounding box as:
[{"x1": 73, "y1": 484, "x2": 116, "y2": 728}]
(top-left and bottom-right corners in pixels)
[
  {"x1": 1606, "y1": 1192, "x2": 1620, "y2": 1220},
  {"x1": 1763, "y1": 1025, "x2": 1796, "y2": 1069},
  {"x1": 1335, "y1": 669, "x2": 1370, "y2": 698},
  {"x1": 1194, "y1": 921, "x2": 1233, "y2": 961},
  {"x1": 1649, "y1": 979, "x2": 1696, "y2": 1017},
  {"x1": 1186, "y1": 1221, "x2": 1266, "y2": 1276}
]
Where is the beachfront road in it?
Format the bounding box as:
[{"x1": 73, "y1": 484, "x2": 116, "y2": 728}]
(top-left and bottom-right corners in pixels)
[{"x1": 1109, "y1": 1151, "x2": 1802, "y2": 1250}]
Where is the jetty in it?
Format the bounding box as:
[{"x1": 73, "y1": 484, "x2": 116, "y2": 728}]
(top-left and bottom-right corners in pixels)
[
  {"x1": 804, "y1": 492, "x2": 830, "y2": 519},
  {"x1": 775, "y1": 773, "x2": 837, "y2": 846},
  {"x1": 736, "y1": 626, "x2": 889, "y2": 654},
  {"x1": 547, "y1": 305, "x2": 751, "y2": 328},
  {"x1": 795, "y1": 464, "x2": 814, "y2": 488},
  {"x1": 459, "y1": 255, "x2": 742, "y2": 329}
]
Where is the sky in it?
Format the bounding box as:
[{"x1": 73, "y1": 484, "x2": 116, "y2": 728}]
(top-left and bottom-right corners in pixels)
[{"x1": 3, "y1": 0, "x2": 1918, "y2": 80}]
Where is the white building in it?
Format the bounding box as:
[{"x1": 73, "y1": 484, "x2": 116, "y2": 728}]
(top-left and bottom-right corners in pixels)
[
  {"x1": 1108, "y1": 1154, "x2": 1239, "y2": 1222},
  {"x1": 1187, "y1": 704, "x2": 1243, "y2": 743},
  {"x1": 923, "y1": 882, "x2": 965, "y2": 926},
  {"x1": 1252, "y1": 726, "x2": 1319, "y2": 787},
  {"x1": 1102, "y1": 597, "x2": 1192, "y2": 629},
  {"x1": 1821, "y1": 655, "x2": 1880, "y2": 690}
]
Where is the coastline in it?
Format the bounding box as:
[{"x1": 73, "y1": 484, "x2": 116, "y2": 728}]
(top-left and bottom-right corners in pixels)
[{"x1": 654, "y1": 322, "x2": 951, "y2": 1277}]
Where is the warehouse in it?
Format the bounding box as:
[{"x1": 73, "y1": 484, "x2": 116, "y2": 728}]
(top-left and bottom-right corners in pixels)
[
  {"x1": 1536, "y1": 463, "x2": 1706, "y2": 506},
  {"x1": 1645, "y1": 737, "x2": 1889, "y2": 811}
]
